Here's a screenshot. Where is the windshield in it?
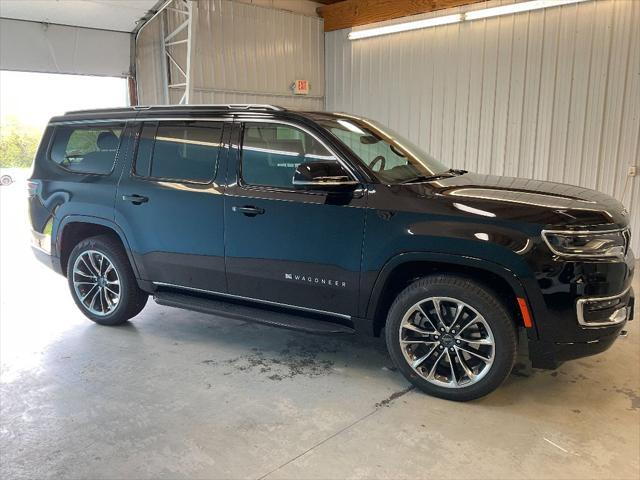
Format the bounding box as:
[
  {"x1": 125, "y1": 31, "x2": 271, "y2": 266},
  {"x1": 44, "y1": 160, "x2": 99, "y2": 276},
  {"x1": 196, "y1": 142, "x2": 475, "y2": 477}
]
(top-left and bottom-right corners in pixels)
[{"x1": 316, "y1": 115, "x2": 449, "y2": 183}]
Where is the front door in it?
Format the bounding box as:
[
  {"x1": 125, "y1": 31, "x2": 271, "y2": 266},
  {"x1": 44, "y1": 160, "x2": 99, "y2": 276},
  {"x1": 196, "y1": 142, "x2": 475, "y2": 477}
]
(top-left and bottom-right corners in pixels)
[
  {"x1": 116, "y1": 119, "x2": 229, "y2": 292},
  {"x1": 224, "y1": 120, "x2": 366, "y2": 317}
]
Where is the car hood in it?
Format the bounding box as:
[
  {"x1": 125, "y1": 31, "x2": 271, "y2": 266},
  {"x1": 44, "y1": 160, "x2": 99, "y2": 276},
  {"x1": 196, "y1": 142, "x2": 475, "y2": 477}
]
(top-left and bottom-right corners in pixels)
[{"x1": 402, "y1": 172, "x2": 629, "y2": 230}]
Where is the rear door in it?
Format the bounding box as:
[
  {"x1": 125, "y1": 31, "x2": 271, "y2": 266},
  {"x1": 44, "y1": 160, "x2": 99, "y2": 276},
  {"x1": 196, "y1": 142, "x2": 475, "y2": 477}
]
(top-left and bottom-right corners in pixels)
[
  {"x1": 115, "y1": 119, "x2": 229, "y2": 292},
  {"x1": 223, "y1": 120, "x2": 367, "y2": 317}
]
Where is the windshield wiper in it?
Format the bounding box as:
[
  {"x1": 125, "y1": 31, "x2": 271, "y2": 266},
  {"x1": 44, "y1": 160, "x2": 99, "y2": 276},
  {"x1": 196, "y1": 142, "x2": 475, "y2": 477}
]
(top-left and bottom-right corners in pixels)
[{"x1": 401, "y1": 169, "x2": 467, "y2": 184}]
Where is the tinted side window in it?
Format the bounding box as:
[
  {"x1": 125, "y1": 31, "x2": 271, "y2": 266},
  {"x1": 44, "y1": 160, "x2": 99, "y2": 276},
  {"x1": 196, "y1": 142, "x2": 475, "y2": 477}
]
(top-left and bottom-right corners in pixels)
[
  {"x1": 134, "y1": 122, "x2": 223, "y2": 183},
  {"x1": 50, "y1": 125, "x2": 123, "y2": 174},
  {"x1": 241, "y1": 123, "x2": 340, "y2": 189}
]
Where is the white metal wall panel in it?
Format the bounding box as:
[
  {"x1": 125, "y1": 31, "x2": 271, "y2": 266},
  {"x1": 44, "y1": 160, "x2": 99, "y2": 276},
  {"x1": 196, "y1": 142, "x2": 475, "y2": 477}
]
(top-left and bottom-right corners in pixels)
[
  {"x1": 136, "y1": 0, "x2": 324, "y2": 110},
  {"x1": 135, "y1": 17, "x2": 167, "y2": 104},
  {"x1": 190, "y1": 0, "x2": 323, "y2": 109},
  {"x1": 325, "y1": 0, "x2": 640, "y2": 254},
  {"x1": 0, "y1": 18, "x2": 130, "y2": 77}
]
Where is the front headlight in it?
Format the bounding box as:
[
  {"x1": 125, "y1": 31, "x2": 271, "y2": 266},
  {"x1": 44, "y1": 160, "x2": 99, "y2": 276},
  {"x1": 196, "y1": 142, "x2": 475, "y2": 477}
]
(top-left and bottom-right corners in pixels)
[{"x1": 542, "y1": 229, "x2": 628, "y2": 259}]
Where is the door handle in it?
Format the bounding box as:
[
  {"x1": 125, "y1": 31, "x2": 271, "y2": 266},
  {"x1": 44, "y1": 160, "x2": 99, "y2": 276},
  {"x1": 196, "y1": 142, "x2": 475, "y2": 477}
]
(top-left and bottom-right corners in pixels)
[
  {"x1": 232, "y1": 205, "x2": 265, "y2": 216},
  {"x1": 122, "y1": 194, "x2": 149, "y2": 205}
]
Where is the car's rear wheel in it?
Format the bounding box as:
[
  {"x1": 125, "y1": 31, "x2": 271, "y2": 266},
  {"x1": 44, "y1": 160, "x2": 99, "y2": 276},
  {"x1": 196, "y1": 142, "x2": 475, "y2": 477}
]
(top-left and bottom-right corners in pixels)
[
  {"x1": 66, "y1": 235, "x2": 148, "y2": 325},
  {"x1": 0, "y1": 174, "x2": 13, "y2": 186},
  {"x1": 385, "y1": 275, "x2": 517, "y2": 401}
]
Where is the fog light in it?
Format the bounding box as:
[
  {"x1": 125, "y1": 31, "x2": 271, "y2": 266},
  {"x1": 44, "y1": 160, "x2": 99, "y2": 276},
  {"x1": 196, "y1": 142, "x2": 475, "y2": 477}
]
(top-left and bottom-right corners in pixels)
[
  {"x1": 609, "y1": 307, "x2": 628, "y2": 324},
  {"x1": 576, "y1": 288, "x2": 631, "y2": 327}
]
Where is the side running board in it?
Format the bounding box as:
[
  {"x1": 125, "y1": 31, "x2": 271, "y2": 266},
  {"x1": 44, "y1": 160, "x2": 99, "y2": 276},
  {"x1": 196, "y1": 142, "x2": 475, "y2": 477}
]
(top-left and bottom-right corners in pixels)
[{"x1": 154, "y1": 291, "x2": 355, "y2": 335}]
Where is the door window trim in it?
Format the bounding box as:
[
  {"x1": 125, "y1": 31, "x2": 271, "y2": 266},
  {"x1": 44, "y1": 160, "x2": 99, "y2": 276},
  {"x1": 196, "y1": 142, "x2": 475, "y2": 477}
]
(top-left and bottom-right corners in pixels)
[
  {"x1": 236, "y1": 119, "x2": 360, "y2": 194},
  {"x1": 47, "y1": 122, "x2": 126, "y2": 177},
  {"x1": 130, "y1": 119, "x2": 228, "y2": 186}
]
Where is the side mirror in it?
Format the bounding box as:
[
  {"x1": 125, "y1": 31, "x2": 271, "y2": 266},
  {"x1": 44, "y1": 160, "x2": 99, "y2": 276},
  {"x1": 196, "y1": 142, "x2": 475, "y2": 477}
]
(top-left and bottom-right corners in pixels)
[{"x1": 292, "y1": 161, "x2": 359, "y2": 192}]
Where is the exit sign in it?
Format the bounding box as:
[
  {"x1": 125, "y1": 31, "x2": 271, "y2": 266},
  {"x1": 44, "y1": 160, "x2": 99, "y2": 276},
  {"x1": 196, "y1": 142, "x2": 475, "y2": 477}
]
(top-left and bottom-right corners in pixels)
[{"x1": 293, "y1": 79, "x2": 309, "y2": 95}]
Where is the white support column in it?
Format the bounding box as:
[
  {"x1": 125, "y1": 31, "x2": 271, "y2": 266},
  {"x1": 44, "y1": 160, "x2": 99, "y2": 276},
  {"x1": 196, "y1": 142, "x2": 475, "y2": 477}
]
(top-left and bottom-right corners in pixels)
[
  {"x1": 161, "y1": 0, "x2": 194, "y2": 104},
  {"x1": 184, "y1": 0, "x2": 197, "y2": 104}
]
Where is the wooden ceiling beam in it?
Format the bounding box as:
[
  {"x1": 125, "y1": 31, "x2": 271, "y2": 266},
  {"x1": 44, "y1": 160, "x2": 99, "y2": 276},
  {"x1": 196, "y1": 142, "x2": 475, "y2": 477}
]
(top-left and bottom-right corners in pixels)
[{"x1": 317, "y1": 0, "x2": 485, "y2": 32}]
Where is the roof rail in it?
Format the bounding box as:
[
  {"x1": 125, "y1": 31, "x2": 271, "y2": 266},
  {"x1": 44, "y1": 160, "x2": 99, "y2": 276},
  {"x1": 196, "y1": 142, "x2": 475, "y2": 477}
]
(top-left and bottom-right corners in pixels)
[
  {"x1": 224, "y1": 104, "x2": 283, "y2": 111},
  {"x1": 64, "y1": 107, "x2": 134, "y2": 115},
  {"x1": 132, "y1": 104, "x2": 284, "y2": 111},
  {"x1": 65, "y1": 104, "x2": 284, "y2": 115}
]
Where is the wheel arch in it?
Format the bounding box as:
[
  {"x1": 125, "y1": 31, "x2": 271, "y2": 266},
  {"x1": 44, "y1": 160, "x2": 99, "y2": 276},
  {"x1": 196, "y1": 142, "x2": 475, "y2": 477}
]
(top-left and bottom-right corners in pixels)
[
  {"x1": 56, "y1": 215, "x2": 140, "y2": 279},
  {"x1": 365, "y1": 252, "x2": 537, "y2": 338}
]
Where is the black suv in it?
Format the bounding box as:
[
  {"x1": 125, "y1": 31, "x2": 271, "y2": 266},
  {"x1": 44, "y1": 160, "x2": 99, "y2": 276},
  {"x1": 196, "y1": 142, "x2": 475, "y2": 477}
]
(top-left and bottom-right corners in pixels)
[{"x1": 28, "y1": 104, "x2": 635, "y2": 401}]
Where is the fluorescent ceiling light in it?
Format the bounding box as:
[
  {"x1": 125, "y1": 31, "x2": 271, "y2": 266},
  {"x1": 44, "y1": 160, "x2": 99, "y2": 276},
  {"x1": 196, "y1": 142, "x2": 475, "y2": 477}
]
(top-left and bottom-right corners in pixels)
[
  {"x1": 348, "y1": 14, "x2": 462, "y2": 40},
  {"x1": 348, "y1": 0, "x2": 589, "y2": 41},
  {"x1": 465, "y1": 0, "x2": 587, "y2": 21}
]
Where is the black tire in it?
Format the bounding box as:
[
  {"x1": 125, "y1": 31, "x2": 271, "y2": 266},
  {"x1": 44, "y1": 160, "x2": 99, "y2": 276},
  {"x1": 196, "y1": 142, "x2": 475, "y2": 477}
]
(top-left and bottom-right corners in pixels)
[
  {"x1": 385, "y1": 275, "x2": 517, "y2": 402},
  {"x1": 66, "y1": 235, "x2": 148, "y2": 325}
]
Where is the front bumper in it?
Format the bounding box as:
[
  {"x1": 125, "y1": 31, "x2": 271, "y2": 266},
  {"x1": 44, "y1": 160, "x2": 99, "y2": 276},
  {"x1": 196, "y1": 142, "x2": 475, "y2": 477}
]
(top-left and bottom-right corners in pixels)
[
  {"x1": 525, "y1": 242, "x2": 635, "y2": 369},
  {"x1": 529, "y1": 286, "x2": 634, "y2": 369}
]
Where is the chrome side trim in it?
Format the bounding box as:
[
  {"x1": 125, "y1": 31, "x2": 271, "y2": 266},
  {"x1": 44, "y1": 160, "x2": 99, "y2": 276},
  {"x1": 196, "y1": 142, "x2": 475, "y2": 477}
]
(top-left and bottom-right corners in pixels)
[
  {"x1": 152, "y1": 281, "x2": 352, "y2": 320},
  {"x1": 576, "y1": 286, "x2": 632, "y2": 328}
]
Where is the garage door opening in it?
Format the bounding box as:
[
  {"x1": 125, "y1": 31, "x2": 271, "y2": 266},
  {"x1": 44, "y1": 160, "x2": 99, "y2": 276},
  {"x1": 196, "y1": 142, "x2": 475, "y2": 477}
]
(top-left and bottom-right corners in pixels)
[{"x1": 0, "y1": 70, "x2": 128, "y2": 170}]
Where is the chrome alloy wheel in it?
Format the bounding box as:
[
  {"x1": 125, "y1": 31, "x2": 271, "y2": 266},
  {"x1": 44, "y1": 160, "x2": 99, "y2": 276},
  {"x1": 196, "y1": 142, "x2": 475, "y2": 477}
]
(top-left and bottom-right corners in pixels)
[
  {"x1": 72, "y1": 250, "x2": 121, "y2": 316},
  {"x1": 399, "y1": 297, "x2": 495, "y2": 388}
]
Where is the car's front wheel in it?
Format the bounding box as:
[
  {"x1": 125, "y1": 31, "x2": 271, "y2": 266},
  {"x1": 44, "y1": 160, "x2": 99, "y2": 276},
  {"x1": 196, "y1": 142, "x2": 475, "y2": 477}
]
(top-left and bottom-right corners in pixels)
[
  {"x1": 385, "y1": 275, "x2": 517, "y2": 401},
  {"x1": 66, "y1": 235, "x2": 148, "y2": 325}
]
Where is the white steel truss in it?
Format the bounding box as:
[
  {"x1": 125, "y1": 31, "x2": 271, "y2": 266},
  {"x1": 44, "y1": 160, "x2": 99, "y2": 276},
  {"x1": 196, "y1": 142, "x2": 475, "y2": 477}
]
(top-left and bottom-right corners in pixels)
[{"x1": 161, "y1": 0, "x2": 196, "y2": 104}]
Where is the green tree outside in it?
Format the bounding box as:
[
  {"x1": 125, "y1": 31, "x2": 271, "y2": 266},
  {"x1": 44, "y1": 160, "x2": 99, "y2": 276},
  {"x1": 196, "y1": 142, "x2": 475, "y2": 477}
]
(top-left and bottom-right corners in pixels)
[{"x1": 0, "y1": 117, "x2": 43, "y2": 168}]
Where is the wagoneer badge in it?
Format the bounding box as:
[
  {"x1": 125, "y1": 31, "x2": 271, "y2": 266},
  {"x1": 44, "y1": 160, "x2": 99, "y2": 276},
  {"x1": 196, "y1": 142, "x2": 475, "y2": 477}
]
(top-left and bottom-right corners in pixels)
[{"x1": 284, "y1": 273, "x2": 346, "y2": 288}]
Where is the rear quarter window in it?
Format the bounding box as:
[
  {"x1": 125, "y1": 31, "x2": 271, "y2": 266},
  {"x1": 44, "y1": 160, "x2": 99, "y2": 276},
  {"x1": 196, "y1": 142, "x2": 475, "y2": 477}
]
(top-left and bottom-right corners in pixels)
[{"x1": 49, "y1": 124, "x2": 124, "y2": 174}]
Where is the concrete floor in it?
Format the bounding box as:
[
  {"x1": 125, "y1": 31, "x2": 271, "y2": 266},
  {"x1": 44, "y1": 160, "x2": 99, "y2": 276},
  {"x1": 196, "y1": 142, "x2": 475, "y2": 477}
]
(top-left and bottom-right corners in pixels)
[{"x1": 1, "y1": 174, "x2": 639, "y2": 480}]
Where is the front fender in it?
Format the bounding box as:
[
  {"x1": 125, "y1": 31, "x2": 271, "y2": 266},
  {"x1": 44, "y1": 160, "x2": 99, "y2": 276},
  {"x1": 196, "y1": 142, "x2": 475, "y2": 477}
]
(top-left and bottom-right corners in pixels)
[{"x1": 361, "y1": 250, "x2": 542, "y2": 338}]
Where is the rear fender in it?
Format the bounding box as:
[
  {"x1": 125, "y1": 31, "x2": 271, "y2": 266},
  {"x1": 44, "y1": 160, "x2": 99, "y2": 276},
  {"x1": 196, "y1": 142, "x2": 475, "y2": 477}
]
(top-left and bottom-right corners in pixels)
[{"x1": 55, "y1": 215, "x2": 140, "y2": 279}]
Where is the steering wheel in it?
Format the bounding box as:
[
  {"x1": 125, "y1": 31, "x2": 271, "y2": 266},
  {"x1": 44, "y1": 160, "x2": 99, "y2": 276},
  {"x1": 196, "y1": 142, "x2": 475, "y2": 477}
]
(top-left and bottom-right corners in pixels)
[{"x1": 369, "y1": 155, "x2": 386, "y2": 172}]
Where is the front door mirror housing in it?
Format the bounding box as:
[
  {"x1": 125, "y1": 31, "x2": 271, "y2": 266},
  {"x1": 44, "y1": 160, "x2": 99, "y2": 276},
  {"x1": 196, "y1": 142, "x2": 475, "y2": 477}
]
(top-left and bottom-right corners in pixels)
[{"x1": 292, "y1": 161, "x2": 359, "y2": 192}]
